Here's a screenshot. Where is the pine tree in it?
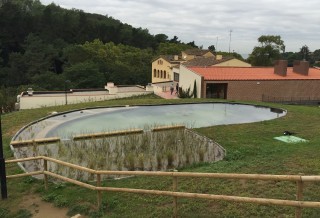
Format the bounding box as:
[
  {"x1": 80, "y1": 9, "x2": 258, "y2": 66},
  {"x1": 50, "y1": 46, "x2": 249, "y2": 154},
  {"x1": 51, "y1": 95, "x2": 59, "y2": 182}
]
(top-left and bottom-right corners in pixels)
[{"x1": 193, "y1": 80, "x2": 197, "y2": 98}]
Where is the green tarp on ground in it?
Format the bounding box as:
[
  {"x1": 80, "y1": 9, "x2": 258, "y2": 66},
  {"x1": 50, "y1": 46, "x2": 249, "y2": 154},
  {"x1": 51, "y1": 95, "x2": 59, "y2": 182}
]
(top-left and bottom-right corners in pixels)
[{"x1": 274, "y1": 135, "x2": 308, "y2": 143}]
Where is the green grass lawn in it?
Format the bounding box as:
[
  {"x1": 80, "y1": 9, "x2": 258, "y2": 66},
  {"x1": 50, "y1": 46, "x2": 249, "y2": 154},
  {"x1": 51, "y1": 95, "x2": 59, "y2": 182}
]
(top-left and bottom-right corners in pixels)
[{"x1": 1, "y1": 95, "x2": 320, "y2": 217}]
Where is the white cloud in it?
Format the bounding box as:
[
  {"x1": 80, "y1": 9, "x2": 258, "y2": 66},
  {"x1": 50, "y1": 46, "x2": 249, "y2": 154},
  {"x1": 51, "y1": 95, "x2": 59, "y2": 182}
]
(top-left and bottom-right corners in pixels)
[{"x1": 40, "y1": 0, "x2": 320, "y2": 54}]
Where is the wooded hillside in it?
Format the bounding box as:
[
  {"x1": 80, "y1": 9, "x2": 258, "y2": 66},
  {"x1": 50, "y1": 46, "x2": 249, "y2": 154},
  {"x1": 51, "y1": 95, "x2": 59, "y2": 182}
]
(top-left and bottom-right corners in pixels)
[{"x1": 0, "y1": 0, "x2": 195, "y2": 111}]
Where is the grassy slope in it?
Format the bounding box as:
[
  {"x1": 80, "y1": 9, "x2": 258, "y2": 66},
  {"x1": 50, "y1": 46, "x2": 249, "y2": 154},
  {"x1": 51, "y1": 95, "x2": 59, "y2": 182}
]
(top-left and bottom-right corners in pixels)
[{"x1": 1, "y1": 95, "x2": 320, "y2": 217}]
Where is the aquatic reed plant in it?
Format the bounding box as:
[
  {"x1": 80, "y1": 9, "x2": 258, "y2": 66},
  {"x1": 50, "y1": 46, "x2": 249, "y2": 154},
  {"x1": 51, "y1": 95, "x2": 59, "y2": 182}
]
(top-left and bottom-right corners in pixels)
[
  {"x1": 125, "y1": 153, "x2": 135, "y2": 171},
  {"x1": 11, "y1": 124, "x2": 225, "y2": 181},
  {"x1": 166, "y1": 150, "x2": 174, "y2": 169},
  {"x1": 156, "y1": 153, "x2": 163, "y2": 170},
  {"x1": 199, "y1": 148, "x2": 205, "y2": 162},
  {"x1": 137, "y1": 153, "x2": 145, "y2": 170}
]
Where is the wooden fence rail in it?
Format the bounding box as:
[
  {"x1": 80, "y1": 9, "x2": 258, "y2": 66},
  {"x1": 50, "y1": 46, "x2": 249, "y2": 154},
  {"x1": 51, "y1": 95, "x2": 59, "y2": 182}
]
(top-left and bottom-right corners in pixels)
[{"x1": 5, "y1": 156, "x2": 320, "y2": 218}]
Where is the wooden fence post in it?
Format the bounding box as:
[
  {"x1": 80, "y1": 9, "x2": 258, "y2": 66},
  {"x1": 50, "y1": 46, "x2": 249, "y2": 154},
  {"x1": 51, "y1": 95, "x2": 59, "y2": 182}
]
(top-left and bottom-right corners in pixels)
[
  {"x1": 43, "y1": 158, "x2": 48, "y2": 190},
  {"x1": 295, "y1": 179, "x2": 304, "y2": 218},
  {"x1": 173, "y1": 176, "x2": 178, "y2": 218},
  {"x1": 97, "y1": 173, "x2": 102, "y2": 209}
]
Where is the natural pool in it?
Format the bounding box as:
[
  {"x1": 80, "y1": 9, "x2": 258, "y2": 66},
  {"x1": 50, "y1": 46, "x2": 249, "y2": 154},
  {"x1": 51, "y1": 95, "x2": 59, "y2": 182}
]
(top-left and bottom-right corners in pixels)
[
  {"x1": 11, "y1": 103, "x2": 286, "y2": 179},
  {"x1": 44, "y1": 103, "x2": 286, "y2": 140}
]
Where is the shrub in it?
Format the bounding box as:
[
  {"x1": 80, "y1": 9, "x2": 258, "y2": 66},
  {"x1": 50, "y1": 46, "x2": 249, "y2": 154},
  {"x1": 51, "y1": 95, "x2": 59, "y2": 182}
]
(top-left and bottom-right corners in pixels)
[{"x1": 178, "y1": 86, "x2": 193, "y2": 98}]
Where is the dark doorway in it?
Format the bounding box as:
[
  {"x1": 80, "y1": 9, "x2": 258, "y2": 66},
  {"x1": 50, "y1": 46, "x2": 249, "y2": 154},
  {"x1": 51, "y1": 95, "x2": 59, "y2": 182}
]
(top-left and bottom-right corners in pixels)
[{"x1": 206, "y1": 83, "x2": 228, "y2": 99}]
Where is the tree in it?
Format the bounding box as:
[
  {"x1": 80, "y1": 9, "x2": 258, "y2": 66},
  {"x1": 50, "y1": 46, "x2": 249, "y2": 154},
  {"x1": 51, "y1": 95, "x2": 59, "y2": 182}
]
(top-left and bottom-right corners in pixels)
[
  {"x1": 208, "y1": 45, "x2": 216, "y2": 53},
  {"x1": 156, "y1": 42, "x2": 193, "y2": 55},
  {"x1": 248, "y1": 35, "x2": 285, "y2": 66},
  {"x1": 313, "y1": 49, "x2": 320, "y2": 61},
  {"x1": 31, "y1": 71, "x2": 65, "y2": 90},
  {"x1": 169, "y1": 36, "x2": 180, "y2": 44},
  {"x1": 7, "y1": 52, "x2": 28, "y2": 86},
  {"x1": 154, "y1": 34, "x2": 168, "y2": 43},
  {"x1": 0, "y1": 86, "x2": 16, "y2": 112},
  {"x1": 131, "y1": 27, "x2": 155, "y2": 49},
  {"x1": 216, "y1": 51, "x2": 244, "y2": 60},
  {"x1": 63, "y1": 61, "x2": 105, "y2": 88},
  {"x1": 281, "y1": 52, "x2": 298, "y2": 67},
  {"x1": 186, "y1": 41, "x2": 197, "y2": 48},
  {"x1": 312, "y1": 49, "x2": 320, "y2": 66},
  {"x1": 0, "y1": 1, "x2": 30, "y2": 65},
  {"x1": 193, "y1": 80, "x2": 197, "y2": 98},
  {"x1": 299, "y1": 45, "x2": 310, "y2": 61},
  {"x1": 23, "y1": 33, "x2": 58, "y2": 78}
]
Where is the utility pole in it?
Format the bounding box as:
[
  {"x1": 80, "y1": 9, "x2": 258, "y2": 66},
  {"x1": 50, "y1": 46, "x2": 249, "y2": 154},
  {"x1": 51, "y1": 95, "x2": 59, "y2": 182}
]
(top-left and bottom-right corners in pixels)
[
  {"x1": 0, "y1": 113, "x2": 8, "y2": 199},
  {"x1": 228, "y1": 30, "x2": 232, "y2": 53},
  {"x1": 216, "y1": 36, "x2": 219, "y2": 51}
]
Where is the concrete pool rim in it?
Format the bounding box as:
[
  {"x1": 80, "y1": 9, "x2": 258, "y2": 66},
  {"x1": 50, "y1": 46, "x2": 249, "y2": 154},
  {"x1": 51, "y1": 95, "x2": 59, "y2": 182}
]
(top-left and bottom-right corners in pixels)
[{"x1": 11, "y1": 101, "x2": 287, "y2": 143}]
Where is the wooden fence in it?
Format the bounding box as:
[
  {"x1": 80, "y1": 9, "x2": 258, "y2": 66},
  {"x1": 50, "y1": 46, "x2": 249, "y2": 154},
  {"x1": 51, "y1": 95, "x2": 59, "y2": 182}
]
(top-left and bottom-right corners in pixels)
[{"x1": 6, "y1": 156, "x2": 320, "y2": 218}]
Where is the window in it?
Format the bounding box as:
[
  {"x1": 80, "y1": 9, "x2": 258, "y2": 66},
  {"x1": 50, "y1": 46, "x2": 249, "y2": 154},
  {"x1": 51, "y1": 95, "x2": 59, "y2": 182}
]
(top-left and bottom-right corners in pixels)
[
  {"x1": 160, "y1": 70, "x2": 163, "y2": 78},
  {"x1": 153, "y1": 69, "x2": 156, "y2": 77},
  {"x1": 174, "y1": 72, "x2": 179, "y2": 82},
  {"x1": 164, "y1": 70, "x2": 166, "y2": 78},
  {"x1": 157, "y1": 70, "x2": 160, "y2": 78}
]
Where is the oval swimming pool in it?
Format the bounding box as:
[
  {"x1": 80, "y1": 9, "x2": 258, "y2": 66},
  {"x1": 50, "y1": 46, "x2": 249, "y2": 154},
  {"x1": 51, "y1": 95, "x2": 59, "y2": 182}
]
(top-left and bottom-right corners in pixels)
[{"x1": 43, "y1": 103, "x2": 286, "y2": 139}]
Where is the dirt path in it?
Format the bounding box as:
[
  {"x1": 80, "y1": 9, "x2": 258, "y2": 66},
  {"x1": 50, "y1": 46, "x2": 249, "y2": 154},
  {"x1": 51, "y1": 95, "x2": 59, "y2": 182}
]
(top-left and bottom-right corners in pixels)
[{"x1": 19, "y1": 194, "x2": 69, "y2": 218}]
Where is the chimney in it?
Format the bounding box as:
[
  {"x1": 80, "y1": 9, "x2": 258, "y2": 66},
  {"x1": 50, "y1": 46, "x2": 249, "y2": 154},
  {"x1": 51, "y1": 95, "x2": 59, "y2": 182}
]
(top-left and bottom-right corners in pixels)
[
  {"x1": 174, "y1": 55, "x2": 179, "y2": 61},
  {"x1": 293, "y1": 60, "x2": 309, "y2": 75},
  {"x1": 274, "y1": 60, "x2": 287, "y2": 76},
  {"x1": 216, "y1": 55, "x2": 223, "y2": 60}
]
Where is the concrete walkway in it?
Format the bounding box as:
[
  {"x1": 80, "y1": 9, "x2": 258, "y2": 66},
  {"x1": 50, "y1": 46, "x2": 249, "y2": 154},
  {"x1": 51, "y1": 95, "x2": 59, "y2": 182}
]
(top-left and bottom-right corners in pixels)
[{"x1": 156, "y1": 91, "x2": 179, "y2": 99}]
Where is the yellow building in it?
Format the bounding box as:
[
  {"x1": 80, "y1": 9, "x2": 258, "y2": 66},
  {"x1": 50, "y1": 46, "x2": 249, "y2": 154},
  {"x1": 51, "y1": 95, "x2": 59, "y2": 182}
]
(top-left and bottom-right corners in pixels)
[
  {"x1": 151, "y1": 49, "x2": 251, "y2": 84},
  {"x1": 184, "y1": 55, "x2": 252, "y2": 67},
  {"x1": 152, "y1": 49, "x2": 215, "y2": 83},
  {"x1": 151, "y1": 55, "x2": 183, "y2": 83}
]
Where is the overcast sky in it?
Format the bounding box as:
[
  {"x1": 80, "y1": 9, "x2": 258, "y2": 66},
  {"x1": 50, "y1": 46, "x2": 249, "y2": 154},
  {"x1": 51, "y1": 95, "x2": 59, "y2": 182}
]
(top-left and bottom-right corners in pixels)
[{"x1": 41, "y1": 0, "x2": 320, "y2": 56}]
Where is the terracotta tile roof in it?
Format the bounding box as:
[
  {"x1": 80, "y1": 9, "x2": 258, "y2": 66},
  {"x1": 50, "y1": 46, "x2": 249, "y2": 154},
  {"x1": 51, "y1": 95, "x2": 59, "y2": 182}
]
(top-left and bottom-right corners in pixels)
[
  {"x1": 183, "y1": 49, "x2": 211, "y2": 56},
  {"x1": 187, "y1": 66, "x2": 320, "y2": 81},
  {"x1": 184, "y1": 56, "x2": 234, "y2": 66}
]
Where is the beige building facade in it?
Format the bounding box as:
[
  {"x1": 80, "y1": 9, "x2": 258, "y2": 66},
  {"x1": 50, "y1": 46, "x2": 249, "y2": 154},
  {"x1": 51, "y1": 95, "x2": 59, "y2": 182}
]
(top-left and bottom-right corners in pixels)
[
  {"x1": 151, "y1": 49, "x2": 251, "y2": 85},
  {"x1": 179, "y1": 65, "x2": 202, "y2": 98},
  {"x1": 214, "y1": 58, "x2": 251, "y2": 67}
]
